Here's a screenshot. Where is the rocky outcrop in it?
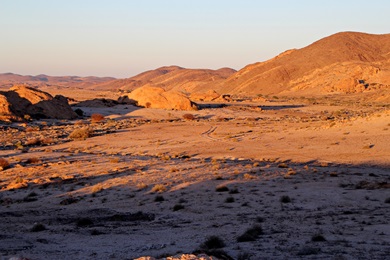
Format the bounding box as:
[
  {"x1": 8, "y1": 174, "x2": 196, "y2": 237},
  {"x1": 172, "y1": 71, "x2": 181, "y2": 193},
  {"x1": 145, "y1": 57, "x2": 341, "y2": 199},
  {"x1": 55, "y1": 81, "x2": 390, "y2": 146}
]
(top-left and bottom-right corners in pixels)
[
  {"x1": 190, "y1": 90, "x2": 221, "y2": 102},
  {"x1": 0, "y1": 85, "x2": 77, "y2": 122},
  {"x1": 122, "y1": 85, "x2": 198, "y2": 111},
  {"x1": 219, "y1": 32, "x2": 390, "y2": 96}
]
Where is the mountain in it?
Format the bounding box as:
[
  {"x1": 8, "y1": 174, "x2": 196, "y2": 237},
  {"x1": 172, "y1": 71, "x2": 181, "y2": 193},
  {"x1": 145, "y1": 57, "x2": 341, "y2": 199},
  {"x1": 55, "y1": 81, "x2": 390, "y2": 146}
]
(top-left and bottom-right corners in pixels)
[
  {"x1": 2, "y1": 32, "x2": 389, "y2": 99},
  {"x1": 218, "y1": 32, "x2": 390, "y2": 96},
  {"x1": 0, "y1": 73, "x2": 116, "y2": 89},
  {"x1": 89, "y1": 66, "x2": 237, "y2": 93}
]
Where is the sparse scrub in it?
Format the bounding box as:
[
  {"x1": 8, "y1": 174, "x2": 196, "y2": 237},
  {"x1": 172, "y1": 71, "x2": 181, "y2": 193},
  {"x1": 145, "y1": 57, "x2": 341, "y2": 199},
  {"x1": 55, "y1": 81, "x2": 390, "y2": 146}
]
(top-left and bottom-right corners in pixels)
[
  {"x1": 172, "y1": 204, "x2": 185, "y2": 211},
  {"x1": 200, "y1": 235, "x2": 226, "y2": 249},
  {"x1": 0, "y1": 158, "x2": 10, "y2": 170},
  {"x1": 76, "y1": 218, "x2": 94, "y2": 227},
  {"x1": 69, "y1": 127, "x2": 92, "y2": 140},
  {"x1": 311, "y1": 234, "x2": 327, "y2": 242},
  {"x1": 26, "y1": 157, "x2": 40, "y2": 164},
  {"x1": 237, "y1": 225, "x2": 263, "y2": 242},
  {"x1": 280, "y1": 195, "x2": 292, "y2": 203},
  {"x1": 225, "y1": 197, "x2": 235, "y2": 203},
  {"x1": 109, "y1": 157, "x2": 120, "y2": 163},
  {"x1": 30, "y1": 223, "x2": 46, "y2": 232},
  {"x1": 154, "y1": 195, "x2": 165, "y2": 202},
  {"x1": 136, "y1": 182, "x2": 148, "y2": 190},
  {"x1": 229, "y1": 188, "x2": 239, "y2": 194},
  {"x1": 151, "y1": 184, "x2": 167, "y2": 193},
  {"x1": 243, "y1": 173, "x2": 256, "y2": 180},
  {"x1": 385, "y1": 197, "x2": 390, "y2": 203},
  {"x1": 216, "y1": 185, "x2": 229, "y2": 192},
  {"x1": 278, "y1": 163, "x2": 288, "y2": 168},
  {"x1": 91, "y1": 184, "x2": 104, "y2": 194},
  {"x1": 91, "y1": 113, "x2": 105, "y2": 123},
  {"x1": 195, "y1": 240, "x2": 232, "y2": 260},
  {"x1": 183, "y1": 113, "x2": 195, "y2": 120},
  {"x1": 25, "y1": 138, "x2": 41, "y2": 146}
]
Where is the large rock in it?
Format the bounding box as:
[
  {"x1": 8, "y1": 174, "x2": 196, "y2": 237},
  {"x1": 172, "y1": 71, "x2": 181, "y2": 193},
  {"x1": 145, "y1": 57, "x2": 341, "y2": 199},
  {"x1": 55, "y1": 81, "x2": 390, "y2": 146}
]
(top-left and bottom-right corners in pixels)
[
  {"x1": 123, "y1": 85, "x2": 198, "y2": 110},
  {"x1": 0, "y1": 85, "x2": 77, "y2": 122},
  {"x1": 190, "y1": 90, "x2": 221, "y2": 102}
]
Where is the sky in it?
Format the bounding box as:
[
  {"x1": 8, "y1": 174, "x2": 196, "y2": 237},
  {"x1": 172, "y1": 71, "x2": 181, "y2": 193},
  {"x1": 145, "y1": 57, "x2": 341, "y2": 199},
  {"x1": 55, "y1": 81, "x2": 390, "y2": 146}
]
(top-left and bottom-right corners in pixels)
[{"x1": 1, "y1": 0, "x2": 390, "y2": 78}]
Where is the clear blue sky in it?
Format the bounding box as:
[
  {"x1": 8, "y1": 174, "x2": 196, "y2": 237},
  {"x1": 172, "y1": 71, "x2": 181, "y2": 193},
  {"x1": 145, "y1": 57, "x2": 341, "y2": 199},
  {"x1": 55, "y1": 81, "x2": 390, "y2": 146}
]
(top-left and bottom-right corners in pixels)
[{"x1": 1, "y1": 0, "x2": 389, "y2": 78}]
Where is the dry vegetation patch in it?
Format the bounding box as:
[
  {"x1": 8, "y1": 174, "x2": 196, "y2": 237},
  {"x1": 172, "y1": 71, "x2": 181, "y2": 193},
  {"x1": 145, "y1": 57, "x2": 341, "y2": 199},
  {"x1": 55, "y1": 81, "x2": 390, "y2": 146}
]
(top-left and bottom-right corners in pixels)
[{"x1": 0, "y1": 158, "x2": 10, "y2": 170}]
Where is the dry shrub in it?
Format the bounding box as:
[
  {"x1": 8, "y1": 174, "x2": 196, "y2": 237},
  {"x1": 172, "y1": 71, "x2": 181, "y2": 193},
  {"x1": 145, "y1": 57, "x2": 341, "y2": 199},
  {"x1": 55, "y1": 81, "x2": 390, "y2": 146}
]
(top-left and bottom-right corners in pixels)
[
  {"x1": 25, "y1": 127, "x2": 37, "y2": 132},
  {"x1": 280, "y1": 195, "x2": 292, "y2": 203},
  {"x1": 91, "y1": 183, "x2": 104, "y2": 194},
  {"x1": 74, "y1": 120, "x2": 85, "y2": 126},
  {"x1": 0, "y1": 158, "x2": 10, "y2": 170},
  {"x1": 237, "y1": 225, "x2": 263, "y2": 242},
  {"x1": 69, "y1": 127, "x2": 92, "y2": 140},
  {"x1": 145, "y1": 102, "x2": 152, "y2": 108},
  {"x1": 41, "y1": 137, "x2": 55, "y2": 144},
  {"x1": 137, "y1": 182, "x2": 148, "y2": 190},
  {"x1": 183, "y1": 113, "x2": 195, "y2": 120},
  {"x1": 243, "y1": 173, "x2": 256, "y2": 180},
  {"x1": 216, "y1": 185, "x2": 229, "y2": 192},
  {"x1": 25, "y1": 138, "x2": 41, "y2": 146},
  {"x1": 26, "y1": 157, "x2": 40, "y2": 164},
  {"x1": 151, "y1": 184, "x2": 167, "y2": 193},
  {"x1": 91, "y1": 113, "x2": 105, "y2": 123}
]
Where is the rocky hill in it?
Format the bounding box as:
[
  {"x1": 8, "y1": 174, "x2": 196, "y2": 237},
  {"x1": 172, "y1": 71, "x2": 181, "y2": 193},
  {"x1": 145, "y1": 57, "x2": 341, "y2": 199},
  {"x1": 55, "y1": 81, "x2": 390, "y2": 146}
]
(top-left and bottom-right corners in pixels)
[
  {"x1": 217, "y1": 32, "x2": 390, "y2": 96},
  {"x1": 0, "y1": 85, "x2": 77, "y2": 122},
  {"x1": 90, "y1": 66, "x2": 236, "y2": 93}
]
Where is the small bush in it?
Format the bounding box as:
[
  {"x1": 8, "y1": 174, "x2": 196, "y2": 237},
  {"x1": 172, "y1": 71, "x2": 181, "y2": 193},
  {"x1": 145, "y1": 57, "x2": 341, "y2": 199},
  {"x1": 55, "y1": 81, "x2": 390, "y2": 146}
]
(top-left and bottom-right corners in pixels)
[
  {"x1": 76, "y1": 218, "x2": 94, "y2": 227},
  {"x1": 136, "y1": 182, "x2": 148, "y2": 190},
  {"x1": 385, "y1": 197, "x2": 390, "y2": 203},
  {"x1": 26, "y1": 157, "x2": 40, "y2": 164},
  {"x1": 280, "y1": 195, "x2": 291, "y2": 203},
  {"x1": 173, "y1": 204, "x2": 185, "y2": 211},
  {"x1": 278, "y1": 163, "x2": 288, "y2": 168},
  {"x1": 91, "y1": 184, "x2": 104, "y2": 194},
  {"x1": 0, "y1": 158, "x2": 10, "y2": 170},
  {"x1": 243, "y1": 173, "x2": 256, "y2": 180},
  {"x1": 25, "y1": 138, "x2": 41, "y2": 146},
  {"x1": 200, "y1": 235, "x2": 226, "y2": 249},
  {"x1": 69, "y1": 127, "x2": 92, "y2": 140},
  {"x1": 154, "y1": 195, "x2": 165, "y2": 202},
  {"x1": 225, "y1": 197, "x2": 235, "y2": 203},
  {"x1": 256, "y1": 216, "x2": 265, "y2": 223},
  {"x1": 229, "y1": 188, "x2": 239, "y2": 194},
  {"x1": 31, "y1": 223, "x2": 46, "y2": 232},
  {"x1": 311, "y1": 234, "x2": 326, "y2": 242},
  {"x1": 237, "y1": 225, "x2": 263, "y2": 242},
  {"x1": 91, "y1": 113, "x2": 105, "y2": 123},
  {"x1": 151, "y1": 184, "x2": 167, "y2": 193},
  {"x1": 216, "y1": 185, "x2": 229, "y2": 192},
  {"x1": 145, "y1": 102, "x2": 152, "y2": 108},
  {"x1": 183, "y1": 113, "x2": 195, "y2": 120}
]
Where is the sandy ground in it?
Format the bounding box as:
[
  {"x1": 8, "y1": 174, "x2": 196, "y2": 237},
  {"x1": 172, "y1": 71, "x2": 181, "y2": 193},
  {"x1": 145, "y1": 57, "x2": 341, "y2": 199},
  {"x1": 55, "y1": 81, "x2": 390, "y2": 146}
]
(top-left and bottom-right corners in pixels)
[{"x1": 0, "y1": 95, "x2": 389, "y2": 260}]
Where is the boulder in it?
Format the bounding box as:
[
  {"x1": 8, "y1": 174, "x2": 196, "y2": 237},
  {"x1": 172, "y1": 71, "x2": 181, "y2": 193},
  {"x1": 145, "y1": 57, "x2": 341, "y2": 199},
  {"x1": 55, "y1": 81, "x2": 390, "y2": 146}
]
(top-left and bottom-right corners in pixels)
[
  {"x1": 190, "y1": 90, "x2": 221, "y2": 102},
  {"x1": 123, "y1": 85, "x2": 198, "y2": 110},
  {"x1": 0, "y1": 85, "x2": 77, "y2": 122}
]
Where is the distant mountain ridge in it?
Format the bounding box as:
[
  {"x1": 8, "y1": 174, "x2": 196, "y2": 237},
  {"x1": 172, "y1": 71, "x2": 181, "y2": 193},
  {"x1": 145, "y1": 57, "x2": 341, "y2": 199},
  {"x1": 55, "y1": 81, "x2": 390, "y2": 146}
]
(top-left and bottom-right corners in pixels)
[
  {"x1": 1, "y1": 31, "x2": 390, "y2": 99},
  {"x1": 0, "y1": 73, "x2": 115, "y2": 89}
]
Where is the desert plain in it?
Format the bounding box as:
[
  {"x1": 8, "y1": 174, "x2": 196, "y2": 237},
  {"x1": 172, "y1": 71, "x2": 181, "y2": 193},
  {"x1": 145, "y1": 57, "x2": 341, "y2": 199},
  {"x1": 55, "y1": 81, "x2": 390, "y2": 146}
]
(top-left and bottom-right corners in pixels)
[{"x1": 0, "y1": 32, "x2": 390, "y2": 260}]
